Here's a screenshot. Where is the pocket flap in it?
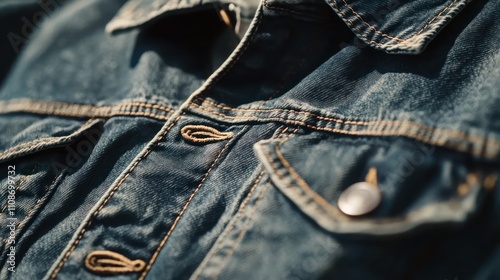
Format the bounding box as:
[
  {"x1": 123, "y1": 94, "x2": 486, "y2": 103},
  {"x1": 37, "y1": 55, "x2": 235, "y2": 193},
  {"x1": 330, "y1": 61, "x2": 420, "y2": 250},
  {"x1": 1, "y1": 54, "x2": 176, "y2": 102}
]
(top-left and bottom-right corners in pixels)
[
  {"x1": 0, "y1": 118, "x2": 104, "y2": 163},
  {"x1": 254, "y1": 131, "x2": 487, "y2": 236}
]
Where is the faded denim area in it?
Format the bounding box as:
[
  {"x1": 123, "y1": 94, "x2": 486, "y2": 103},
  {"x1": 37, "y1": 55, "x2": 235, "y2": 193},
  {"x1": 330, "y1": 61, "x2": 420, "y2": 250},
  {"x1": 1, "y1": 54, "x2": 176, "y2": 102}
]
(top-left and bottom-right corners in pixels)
[{"x1": 0, "y1": 0, "x2": 499, "y2": 279}]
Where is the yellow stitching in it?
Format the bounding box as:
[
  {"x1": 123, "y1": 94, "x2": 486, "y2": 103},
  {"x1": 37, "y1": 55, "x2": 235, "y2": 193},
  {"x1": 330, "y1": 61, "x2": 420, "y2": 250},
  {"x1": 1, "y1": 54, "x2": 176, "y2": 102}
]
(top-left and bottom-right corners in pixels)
[
  {"x1": 108, "y1": 102, "x2": 174, "y2": 113},
  {"x1": 17, "y1": 172, "x2": 63, "y2": 229},
  {"x1": 466, "y1": 173, "x2": 479, "y2": 185},
  {"x1": 332, "y1": 6, "x2": 388, "y2": 47},
  {"x1": 336, "y1": 0, "x2": 403, "y2": 42},
  {"x1": 334, "y1": 0, "x2": 459, "y2": 44},
  {"x1": 191, "y1": 103, "x2": 497, "y2": 145},
  {"x1": 3, "y1": 171, "x2": 64, "y2": 246},
  {"x1": 196, "y1": 98, "x2": 367, "y2": 123},
  {"x1": 365, "y1": 167, "x2": 378, "y2": 186},
  {"x1": 276, "y1": 126, "x2": 288, "y2": 139},
  {"x1": 193, "y1": 126, "x2": 290, "y2": 279},
  {"x1": 209, "y1": 182, "x2": 273, "y2": 279},
  {"x1": 265, "y1": 138, "x2": 339, "y2": 215},
  {"x1": 202, "y1": 3, "x2": 264, "y2": 93},
  {"x1": 1, "y1": 100, "x2": 174, "y2": 113},
  {"x1": 138, "y1": 126, "x2": 245, "y2": 280},
  {"x1": 279, "y1": 127, "x2": 299, "y2": 146},
  {"x1": 484, "y1": 174, "x2": 497, "y2": 190},
  {"x1": 6, "y1": 108, "x2": 170, "y2": 120},
  {"x1": 415, "y1": 0, "x2": 457, "y2": 36},
  {"x1": 196, "y1": 97, "x2": 490, "y2": 142},
  {"x1": 0, "y1": 163, "x2": 39, "y2": 213},
  {"x1": 205, "y1": 130, "x2": 299, "y2": 278},
  {"x1": 48, "y1": 112, "x2": 185, "y2": 280},
  {"x1": 192, "y1": 171, "x2": 267, "y2": 280},
  {"x1": 0, "y1": 119, "x2": 99, "y2": 160},
  {"x1": 457, "y1": 183, "x2": 470, "y2": 196},
  {"x1": 195, "y1": 97, "x2": 372, "y2": 125},
  {"x1": 457, "y1": 172, "x2": 480, "y2": 196},
  {"x1": 0, "y1": 100, "x2": 174, "y2": 120},
  {"x1": 180, "y1": 125, "x2": 234, "y2": 144},
  {"x1": 85, "y1": 250, "x2": 146, "y2": 274},
  {"x1": 264, "y1": 126, "x2": 337, "y2": 214},
  {"x1": 191, "y1": 104, "x2": 500, "y2": 158}
]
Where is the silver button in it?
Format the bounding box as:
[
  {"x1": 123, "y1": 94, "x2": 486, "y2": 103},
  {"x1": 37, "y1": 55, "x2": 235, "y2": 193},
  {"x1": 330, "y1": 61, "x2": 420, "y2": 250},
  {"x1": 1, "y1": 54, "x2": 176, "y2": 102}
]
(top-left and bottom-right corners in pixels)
[{"x1": 338, "y1": 182, "x2": 381, "y2": 216}]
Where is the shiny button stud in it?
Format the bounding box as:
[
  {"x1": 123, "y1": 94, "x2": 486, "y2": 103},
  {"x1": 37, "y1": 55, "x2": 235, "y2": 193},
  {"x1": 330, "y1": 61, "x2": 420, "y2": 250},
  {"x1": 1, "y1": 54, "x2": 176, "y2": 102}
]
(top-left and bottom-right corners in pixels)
[{"x1": 338, "y1": 182, "x2": 381, "y2": 216}]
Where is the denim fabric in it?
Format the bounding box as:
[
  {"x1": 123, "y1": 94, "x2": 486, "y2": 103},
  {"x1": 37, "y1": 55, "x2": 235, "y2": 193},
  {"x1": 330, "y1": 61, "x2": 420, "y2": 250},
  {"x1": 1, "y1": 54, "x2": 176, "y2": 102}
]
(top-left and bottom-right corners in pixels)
[{"x1": 0, "y1": 0, "x2": 499, "y2": 279}]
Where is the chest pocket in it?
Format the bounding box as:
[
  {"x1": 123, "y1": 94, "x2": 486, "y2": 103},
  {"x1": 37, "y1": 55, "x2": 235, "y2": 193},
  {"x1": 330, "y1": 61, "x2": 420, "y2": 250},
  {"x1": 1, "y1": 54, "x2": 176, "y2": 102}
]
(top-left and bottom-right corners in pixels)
[
  {"x1": 0, "y1": 118, "x2": 104, "y2": 255},
  {"x1": 254, "y1": 129, "x2": 497, "y2": 236}
]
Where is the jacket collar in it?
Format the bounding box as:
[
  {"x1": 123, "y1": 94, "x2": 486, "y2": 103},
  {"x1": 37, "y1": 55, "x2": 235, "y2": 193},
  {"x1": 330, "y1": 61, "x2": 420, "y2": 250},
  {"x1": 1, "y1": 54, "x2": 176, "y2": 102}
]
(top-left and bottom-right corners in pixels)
[{"x1": 106, "y1": 0, "x2": 473, "y2": 54}]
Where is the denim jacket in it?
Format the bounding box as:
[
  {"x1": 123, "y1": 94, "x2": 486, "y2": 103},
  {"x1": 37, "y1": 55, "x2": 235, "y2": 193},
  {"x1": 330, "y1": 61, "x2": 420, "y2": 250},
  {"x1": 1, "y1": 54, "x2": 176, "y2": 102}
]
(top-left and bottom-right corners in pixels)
[{"x1": 0, "y1": 0, "x2": 499, "y2": 279}]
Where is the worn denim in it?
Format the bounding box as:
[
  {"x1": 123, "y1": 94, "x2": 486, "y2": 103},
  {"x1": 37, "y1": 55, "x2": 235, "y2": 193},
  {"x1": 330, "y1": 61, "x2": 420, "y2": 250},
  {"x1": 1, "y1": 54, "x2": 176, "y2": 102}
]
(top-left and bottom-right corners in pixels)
[{"x1": 0, "y1": 0, "x2": 499, "y2": 279}]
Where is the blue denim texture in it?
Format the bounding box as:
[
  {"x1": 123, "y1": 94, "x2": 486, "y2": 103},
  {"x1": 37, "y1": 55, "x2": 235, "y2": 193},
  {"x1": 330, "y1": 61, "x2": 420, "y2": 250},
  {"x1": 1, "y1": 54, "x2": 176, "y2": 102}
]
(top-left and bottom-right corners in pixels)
[{"x1": 0, "y1": 0, "x2": 499, "y2": 279}]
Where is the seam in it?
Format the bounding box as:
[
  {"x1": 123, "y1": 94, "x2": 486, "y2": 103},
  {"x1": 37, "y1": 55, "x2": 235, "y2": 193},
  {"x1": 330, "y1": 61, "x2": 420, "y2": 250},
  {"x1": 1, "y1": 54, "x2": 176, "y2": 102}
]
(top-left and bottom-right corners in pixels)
[
  {"x1": 202, "y1": 4, "x2": 264, "y2": 93},
  {"x1": 209, "y1": 182, "x2": 273, "y2": 279},
  {"x1": 5, "y1": 110, "x2": 170, "y2": 121},
  {"x1": 278, "y1": 127, "x2": 299, "y2": 145},
  {"x1": 276, "y1": 126, "x2": 291, "y2": 140},
  {"x1": 265, "y1": 141, "x2": 484, "y2": 226},
  {"x1": 3, "y1": 171, "x2": 65, "y2": 247},
  {"x1": 204, "y1": 128, "x2": 298, "y2": 279},
  {"x1": 0, "y1": 100, "x2": 175, "y2": 113},
  {"x1": 191, "y1": 104, "x2": 500, "y2": 158},
  {"x1": 138, "y1": 125, "x2": 247, "y2": 280},
  {"x1": 48, "y1": 112, "x2": 185, "y2": 280},
  {"x1": 4, "y1": 137, "x2": 74, "y2": 157},
  {"x1": 267, "y1": 143, "x2": 339, "y2": 215},
  {"x1": 198, "y1": 97, "x2": 377, "y2": 123},
  {"x1": 17, "y1": 172, "x2": 64, "y2": 229},
  {"x1": 188, "y1": 1, "x2": 264, "y2": 106},
  {"x1": 192, "y1": 126, "x2": 290, "y2": 279},
  {"x1": 1, "y1": 162, "x2": 40, "y2": 213},
  {"x1": 193, "y1": 170, "x2": 266, "y2": 280},
  {"x1": 0, "y1": 119, "x2": 98, "y2": 161},
  {"x1": 196, "y1": 97, "x2": 489, "y2": 141},
  {"x1": 191, "y1": 103, "x2": 497, "y2": 146},
  {"x1": 414, "y1": 0, "x2": 458, "y2": 36},
  {"x1": 333, "y1": 0, "x2": 459, "y2": 45},
  {"x1": 0, "y1": 100, "x2": 174, "y2": 120},
  {"x1": 118, "y1": 102, "x2": 174, "y2": 112}
]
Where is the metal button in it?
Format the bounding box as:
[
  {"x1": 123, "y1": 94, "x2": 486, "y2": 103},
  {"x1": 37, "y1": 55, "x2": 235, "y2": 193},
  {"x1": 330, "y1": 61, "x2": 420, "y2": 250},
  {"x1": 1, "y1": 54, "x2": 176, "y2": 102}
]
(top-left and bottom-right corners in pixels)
[{"x1": 338, "y1": 182, "x2": 381, "y2": 216}]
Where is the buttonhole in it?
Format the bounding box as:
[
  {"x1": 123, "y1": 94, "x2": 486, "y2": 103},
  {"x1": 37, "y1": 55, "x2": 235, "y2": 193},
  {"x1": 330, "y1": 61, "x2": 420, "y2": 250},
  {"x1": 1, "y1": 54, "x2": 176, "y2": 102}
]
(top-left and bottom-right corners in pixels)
[
  {"x1": 85, "y1": 250, "x2": 146, "y2": 274},
  {"x1": 181, "y1": 124, "x2": 234, "y2": 144}
]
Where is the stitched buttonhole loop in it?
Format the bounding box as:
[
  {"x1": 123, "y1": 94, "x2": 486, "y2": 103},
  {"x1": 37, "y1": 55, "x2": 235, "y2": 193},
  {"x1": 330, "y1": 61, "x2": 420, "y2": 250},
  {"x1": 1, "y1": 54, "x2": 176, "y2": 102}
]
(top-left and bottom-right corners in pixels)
[
  {"x1": 85, "y1": 250, "x2": 146, "y2": 274},
  {"x1": 181, "y1": 124, "x2": 234, "y2": 144}
]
